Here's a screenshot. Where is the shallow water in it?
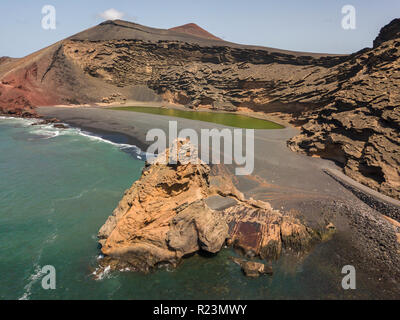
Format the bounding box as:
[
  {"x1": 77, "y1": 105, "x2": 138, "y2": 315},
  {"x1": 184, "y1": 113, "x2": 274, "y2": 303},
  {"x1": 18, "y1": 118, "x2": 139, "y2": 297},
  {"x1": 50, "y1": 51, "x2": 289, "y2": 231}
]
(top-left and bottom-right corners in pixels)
[
  {"x1": 111, "y1": 107, "x2": 284, "y2": 129},
  {"x1": 0, "y1": 117, "x2": 386, "y2": 300}
]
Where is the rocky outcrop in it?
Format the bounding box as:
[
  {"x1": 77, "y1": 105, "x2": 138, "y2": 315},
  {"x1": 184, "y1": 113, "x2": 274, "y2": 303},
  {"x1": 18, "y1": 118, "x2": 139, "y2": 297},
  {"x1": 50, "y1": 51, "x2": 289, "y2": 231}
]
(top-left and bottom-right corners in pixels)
[
  {"x1": 373, "y1": 18, "x2": 400, "y2": 48},
  {"x1": 289, "y1": 22, "x2": 400, "y2": 200},
  {"x1": 225, "y1": 204, "x2": 314, "y2": 260},
  {"x1": 97, "y1": 140, "x2": 319, "y2": 273},
  {"x1": 59, "y1": 38, "x2": 343, "y2": 111},
  {"x1": 97, "y1": 140, "x2": 220, "y2": 271}
]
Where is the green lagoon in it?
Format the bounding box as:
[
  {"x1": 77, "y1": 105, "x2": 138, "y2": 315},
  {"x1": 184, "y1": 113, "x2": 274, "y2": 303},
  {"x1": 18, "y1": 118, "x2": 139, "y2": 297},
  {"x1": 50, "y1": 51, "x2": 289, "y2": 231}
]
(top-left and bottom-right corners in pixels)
[{"x1": 112, "y1": 107, "x2": 284, "y2": 129}]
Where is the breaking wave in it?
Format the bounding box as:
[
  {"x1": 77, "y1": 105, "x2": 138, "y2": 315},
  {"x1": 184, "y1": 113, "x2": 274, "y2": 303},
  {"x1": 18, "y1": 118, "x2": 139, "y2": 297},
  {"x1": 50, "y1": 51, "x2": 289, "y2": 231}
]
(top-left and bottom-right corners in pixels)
[{"x1": 0, "y1": 116, "x2": 146, "y2": 160}]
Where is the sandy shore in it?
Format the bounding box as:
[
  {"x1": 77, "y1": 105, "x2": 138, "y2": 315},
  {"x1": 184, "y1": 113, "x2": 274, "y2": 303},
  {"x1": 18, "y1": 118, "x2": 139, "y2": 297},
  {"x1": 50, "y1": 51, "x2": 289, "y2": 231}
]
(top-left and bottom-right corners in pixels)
[
  {"x1": 37, "y1": 105, "x2": 400, "y2": 297},
  {"x1": 37, "y1": 106, "x2": 339, "y2": 193},
  {"x1": 37, "y1": 106, "x2": 400, "y2": 209}
]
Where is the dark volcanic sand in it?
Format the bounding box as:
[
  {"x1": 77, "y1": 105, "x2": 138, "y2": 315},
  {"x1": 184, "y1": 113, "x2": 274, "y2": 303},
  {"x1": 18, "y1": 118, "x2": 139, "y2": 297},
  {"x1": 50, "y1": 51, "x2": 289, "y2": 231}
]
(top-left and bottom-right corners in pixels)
[{"x1": 37, "y1": 106, "x2": 400, "y2": 298}]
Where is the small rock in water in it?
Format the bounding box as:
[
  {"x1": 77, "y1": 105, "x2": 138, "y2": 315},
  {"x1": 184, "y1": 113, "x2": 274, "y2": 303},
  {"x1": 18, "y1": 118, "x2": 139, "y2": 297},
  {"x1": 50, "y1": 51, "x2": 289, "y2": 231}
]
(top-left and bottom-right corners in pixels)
[
  {"x1": 326, "y1": 222, "x2": 336, "y2": 230},
  {"x1": 53, "y1": 123, "x2": 68, "y2": 129},
  {"x1": 31, "y1": 118, "x2": 60, "y2": 126},
  {"x1": 231, "y1": 257, "x2": 273, "y2": 278}
]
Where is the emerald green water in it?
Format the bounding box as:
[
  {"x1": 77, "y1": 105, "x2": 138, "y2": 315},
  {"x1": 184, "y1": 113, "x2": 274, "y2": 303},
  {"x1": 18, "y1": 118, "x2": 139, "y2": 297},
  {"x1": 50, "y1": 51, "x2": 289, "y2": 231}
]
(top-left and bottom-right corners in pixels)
[
  {"x1": 111, "y1": 107, "x2": 284, "y2": 129},
  {"x1": 0, "y1": 117, "x2": 380, "y2": 300}
]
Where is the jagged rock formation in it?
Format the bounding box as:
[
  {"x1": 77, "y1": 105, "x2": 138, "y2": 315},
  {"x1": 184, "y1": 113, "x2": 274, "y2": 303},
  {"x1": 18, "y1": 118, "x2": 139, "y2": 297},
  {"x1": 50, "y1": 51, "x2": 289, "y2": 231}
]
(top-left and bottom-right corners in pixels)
[
  {"x1": 0, "y1": 19, "x2": 342, "y2": 116},
  {"x1": 225, "y1": 204, "x2": 314, "y2": 260},
  {"x1": 374, "y1": 18, "x2": 400, "y2": 48},
  {"x1": 1, "y1": 18, "x2": 399, "y2": 199},
  {"x1": 289, "y1": 19, "x2": 400, "y2": 200},
  {"x1": 97, "y1": 140, "x2": 318, "y2": 272}
]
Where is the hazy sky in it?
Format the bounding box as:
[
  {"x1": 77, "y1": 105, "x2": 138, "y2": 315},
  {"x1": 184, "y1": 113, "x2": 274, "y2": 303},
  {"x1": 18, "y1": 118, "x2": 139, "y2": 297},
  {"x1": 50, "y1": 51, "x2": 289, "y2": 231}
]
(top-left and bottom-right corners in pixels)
[{"x1": 0, "y1": 0, "x2": 399, "y2": 57}]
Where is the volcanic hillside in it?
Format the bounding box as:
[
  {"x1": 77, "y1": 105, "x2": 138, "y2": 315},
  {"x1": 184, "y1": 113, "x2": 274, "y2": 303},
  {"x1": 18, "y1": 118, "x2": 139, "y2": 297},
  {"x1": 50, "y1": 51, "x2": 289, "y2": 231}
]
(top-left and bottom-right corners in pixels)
[
  {"x1": 0, "y1": 18, "x2": 399, "y2": 200},
  {"x1": 0, "y1": 19, "x2": 343, "y2": 117},
  {"x1": 169, "y1": 23, "x2": 223, "y2": 41}
]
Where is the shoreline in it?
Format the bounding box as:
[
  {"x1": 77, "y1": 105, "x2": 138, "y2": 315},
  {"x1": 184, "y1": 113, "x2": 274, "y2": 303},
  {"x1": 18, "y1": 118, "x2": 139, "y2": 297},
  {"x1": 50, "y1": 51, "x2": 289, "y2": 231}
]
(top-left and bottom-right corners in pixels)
[
  {"x1": 2, "y1": 105, "x2": 399, "y2": 297},
  {"x1": 34, "y1": 106, "x2": 400, "y2": 296},
  {"x1": 36, "y1": 106, "x2": 400, "y2": 208},
  {"x1": 64, "y1": 122, "x2": 149, "y2": 154},
  {"x1": 8, "y1": 107, "x2": 400, "y2": 222},
  {"x1": 33, "y1": 100, "x2": 293, "y2": 127}
]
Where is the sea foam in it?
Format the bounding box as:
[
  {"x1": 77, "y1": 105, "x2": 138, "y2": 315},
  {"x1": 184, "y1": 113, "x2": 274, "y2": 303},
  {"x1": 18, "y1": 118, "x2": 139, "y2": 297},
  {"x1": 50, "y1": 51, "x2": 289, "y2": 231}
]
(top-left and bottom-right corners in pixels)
[{"x1": 1, "y1": 116, "x2": 146, "y2": 160}]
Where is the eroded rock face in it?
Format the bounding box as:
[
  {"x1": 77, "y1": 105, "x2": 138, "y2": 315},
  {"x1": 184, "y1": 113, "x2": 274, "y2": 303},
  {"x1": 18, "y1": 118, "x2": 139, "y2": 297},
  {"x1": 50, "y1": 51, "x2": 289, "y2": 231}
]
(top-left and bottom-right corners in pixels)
[
  {"x1": 98, "y1": 140, "x2": 318, "y2": 272},
  {"x1": 167, "y1": 200, "x2": 228, "y2": 255},
  {"x1": 373, "y1": 18, "x2": 400, "y2": 48},
  {"x1": 59, "y1": 38, "x2": 343, "y2": 111},
  {"x1": 0, "y1": 19, "x2": 343, "y2": 117},
  {"x1": 288, "y1": 27, "x2": 400, "y2": 200},
  {"x1": 224, "y1": 204, "x2": 315, "y2": 260},
  {"x1": 98, "y1": 140, "x2": 219, "y2": 271}
]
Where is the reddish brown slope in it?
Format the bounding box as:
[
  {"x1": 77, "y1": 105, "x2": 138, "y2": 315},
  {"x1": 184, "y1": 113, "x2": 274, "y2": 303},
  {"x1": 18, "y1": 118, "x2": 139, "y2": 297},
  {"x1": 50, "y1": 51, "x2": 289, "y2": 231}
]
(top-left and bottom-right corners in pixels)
[
  {"x1": 0, "y1": 46, "x2": 62, "y2": 117},
  {"x1": 169, "y1": 23, "x2": 222, "y2": 41}
]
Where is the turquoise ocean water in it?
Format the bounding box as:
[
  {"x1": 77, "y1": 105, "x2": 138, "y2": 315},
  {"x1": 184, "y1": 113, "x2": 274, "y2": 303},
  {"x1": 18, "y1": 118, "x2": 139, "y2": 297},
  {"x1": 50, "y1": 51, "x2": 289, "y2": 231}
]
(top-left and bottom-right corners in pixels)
[{"x1": 0, "y1": 117, "x2": 382, "y2": 300}]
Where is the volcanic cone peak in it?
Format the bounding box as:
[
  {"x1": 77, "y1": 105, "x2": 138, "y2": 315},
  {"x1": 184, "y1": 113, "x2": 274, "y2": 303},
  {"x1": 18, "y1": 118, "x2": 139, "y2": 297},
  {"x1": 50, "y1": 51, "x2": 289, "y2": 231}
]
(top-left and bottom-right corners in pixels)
[
  {"x1": 69, "y1": 19, "x2": 225, "y2": 44},
  {"x1": 169, "y1": 23, "x2": 222, "y2": 41}
]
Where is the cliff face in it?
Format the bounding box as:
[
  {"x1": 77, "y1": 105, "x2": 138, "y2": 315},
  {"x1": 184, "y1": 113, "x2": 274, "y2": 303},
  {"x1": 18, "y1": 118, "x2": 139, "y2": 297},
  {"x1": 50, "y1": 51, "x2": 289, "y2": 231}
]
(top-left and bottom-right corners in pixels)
[
  {"x1": 60, "y1": 38, "x2": 344, "y2": 110},
  {"x1": 97, "y1": 140, "x2": 317, "y2": 272},
  {"x1": 0, "y1": 19, "x2": 344, "y2": 116},
  {"x1": 374, "y1": 18, "x2": 400, "y2": 48},
  {"x1": 289, "y1": 19, "x2": 400, "y2": 200}
]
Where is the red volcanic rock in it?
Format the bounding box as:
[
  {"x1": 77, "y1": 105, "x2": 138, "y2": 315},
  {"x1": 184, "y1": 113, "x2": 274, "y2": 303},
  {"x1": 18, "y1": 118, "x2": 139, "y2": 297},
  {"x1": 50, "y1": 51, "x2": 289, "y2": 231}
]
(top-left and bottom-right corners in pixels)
[
  {"x1": 0, "y1": 57, "x2": 12, "y2": 65},
  {"x1": 169, "y1": 23, "x2": 222, "y2": 41},
  {"x1": 0, "y1": 57, "x2": 60, "y2": 117}
]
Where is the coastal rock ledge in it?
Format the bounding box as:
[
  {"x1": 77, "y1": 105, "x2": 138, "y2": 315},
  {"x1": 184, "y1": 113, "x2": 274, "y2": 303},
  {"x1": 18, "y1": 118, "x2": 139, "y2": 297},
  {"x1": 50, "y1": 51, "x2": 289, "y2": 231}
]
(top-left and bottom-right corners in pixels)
[{"x1": 97, "y1": 140, "x2": 320, "y2": 273}]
